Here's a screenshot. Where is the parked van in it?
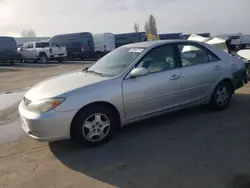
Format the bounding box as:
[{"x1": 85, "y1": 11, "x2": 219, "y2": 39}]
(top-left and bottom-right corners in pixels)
[
  {"x1": 0, "y1": 36, "x2": 19, "y2": 64},
  {"x1": 49, "y1": 32, "x2": 94, "y2": 60},
  {"x1": 93, "y1": 33, "x2": 115, "y2": 57}
]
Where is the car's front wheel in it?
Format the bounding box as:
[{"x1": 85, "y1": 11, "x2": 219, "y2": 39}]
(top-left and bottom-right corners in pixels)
[
  {"x1": 210, "y1": 81, "x2": 232, "y2": 110},
  {"x1": 57, "y1": 57, "x2": 64, "y2": 63},
  {"x1": 71, "y1": 105, "x2": 119, "y2": 146}
]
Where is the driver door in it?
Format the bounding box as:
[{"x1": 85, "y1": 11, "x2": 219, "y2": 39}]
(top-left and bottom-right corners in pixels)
[
  {"x1": 21, "y1": 43, "x2": 35, "y2": 59},
  {"x1": 122, "y1": 44, "x2": 182, "y2": 120}
]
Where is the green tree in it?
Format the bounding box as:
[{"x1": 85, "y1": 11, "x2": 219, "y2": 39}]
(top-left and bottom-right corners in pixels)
[
  {"x1": 144, "y1": 14, "x2": 157, "y2": 35},
  {"x1": 134, "y1": 22, "x2": 140, "y2": 33}
]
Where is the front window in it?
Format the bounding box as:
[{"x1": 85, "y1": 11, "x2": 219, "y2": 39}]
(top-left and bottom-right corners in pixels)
[
  {"x1": 87, "y1": 46, "x2": 145, "y2": 77},
  {"x1": 136, "y1": 45, "x2": 176, "y2": 73}
]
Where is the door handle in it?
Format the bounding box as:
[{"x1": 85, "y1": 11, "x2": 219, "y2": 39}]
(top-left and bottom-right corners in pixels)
[
  {"x1": 169, "y1": 74, "x2": 180, "y2": 80},
  {"x1": 213, "y1": 65, "x2": 221, "y2": 70}
]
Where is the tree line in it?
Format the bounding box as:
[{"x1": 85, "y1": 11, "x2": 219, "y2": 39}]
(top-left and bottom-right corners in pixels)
[
  {"x1": 21, "y1": 14, "x2": 157, "y2": 38},
  {"x1": 134, "y1": 14, "x2": 157, "y2": 36}
]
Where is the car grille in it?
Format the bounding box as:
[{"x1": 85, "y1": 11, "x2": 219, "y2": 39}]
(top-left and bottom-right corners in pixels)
[{"x1": 23, "y1": 97, "x2": 31, "y2": 106}]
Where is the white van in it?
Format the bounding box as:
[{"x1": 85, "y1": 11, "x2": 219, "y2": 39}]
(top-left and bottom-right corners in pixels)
[{"x1": 93, "y1": 33, "x2": 115, "y2": 57}]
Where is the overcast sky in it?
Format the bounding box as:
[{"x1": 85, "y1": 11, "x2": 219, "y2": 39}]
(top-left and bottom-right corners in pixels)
[{"x1": 0, "y1": 0, "x2": 249, "y2": 37}]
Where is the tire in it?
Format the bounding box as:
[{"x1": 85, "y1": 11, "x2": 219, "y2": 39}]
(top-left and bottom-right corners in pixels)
[
  {"x1": 39, "y1": 53, "x2": 48, "y2": 64},
  {"x1": 17, "y1": 56, "x2": 23, "y2": 63},
  {"x1": 210, "y1": 82, "x2": 232, "y2": 111},
  {"x1": 71, "y1": 105, "x2": 119, "y2": 146},
  {"x1": 96, "y1": 52, "x2": 102, "y2": 60},
  {"x1": 68, "y1": 55, "x2": 73, "y2": 61},
  {"x1": 57, "y1": 57, "x2": 64, "y2": 63},
  {"x1": 246, "y1": 65, "x2": 250, "y2": 81}
]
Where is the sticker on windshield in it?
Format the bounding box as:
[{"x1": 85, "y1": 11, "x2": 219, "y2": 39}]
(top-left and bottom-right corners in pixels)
[{"x1": 128, "y1": 48, "x2": 144, "y2": 53}]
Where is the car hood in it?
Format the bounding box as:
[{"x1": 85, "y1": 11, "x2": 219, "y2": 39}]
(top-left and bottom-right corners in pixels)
[{"x1": 25, "y1": 70, "x2": 108, "y2": 101}]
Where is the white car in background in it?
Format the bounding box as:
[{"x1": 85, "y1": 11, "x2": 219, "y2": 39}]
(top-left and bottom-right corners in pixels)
[
  {"x1": 93, "y1": 33, "x2": 116, "y2": 58},
  {"x1": 18, "y1": 42, "x2": 67, "y2": 64}
]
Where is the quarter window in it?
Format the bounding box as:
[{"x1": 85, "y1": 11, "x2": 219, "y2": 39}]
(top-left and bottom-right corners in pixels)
[
  {"x1": 136, "y1": 45, "x2": 176, "y2": 73},
  {"x1": 178, "y1": 43, "x2": 220, "y2": 67}
]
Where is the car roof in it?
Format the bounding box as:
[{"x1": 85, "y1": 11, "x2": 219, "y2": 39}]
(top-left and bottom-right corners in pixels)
[{"x1": 124, "y1": 39, "x2": 189, "y2": 48}]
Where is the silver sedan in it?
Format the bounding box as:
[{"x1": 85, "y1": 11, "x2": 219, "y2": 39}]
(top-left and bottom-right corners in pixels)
[{"x1": 19, "y1": 40, "x2": 247, "y2": 145}]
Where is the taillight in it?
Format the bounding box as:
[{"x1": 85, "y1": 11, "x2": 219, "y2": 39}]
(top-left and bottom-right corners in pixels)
[
  {"x1": 104, "y1": 45, "x2": 107, "y2": 51},
  {"x1": 49, "y1": 47, "x2": 52, "y2": 53}
]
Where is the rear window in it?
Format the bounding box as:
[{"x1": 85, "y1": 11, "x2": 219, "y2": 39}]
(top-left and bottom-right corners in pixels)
[{"x1": 0, "y1": 37, "x2": 17, "y2": 49}]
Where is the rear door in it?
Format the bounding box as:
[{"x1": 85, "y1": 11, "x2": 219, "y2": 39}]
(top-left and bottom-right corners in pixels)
[
  {"x1": 21, "y1": 43, "x2": 35, "y2": 59},
  {"x1": 104, "y1": 33, "x2": 115, "y2": 51},
  {"x1": 26, "y1": 43, "x2": 36, "y2": 59},
  {"x1": 176, "y1": 42, "x2": 222, "y2": 104},
  {"x1": 0, "y1": 37, "x2": 17, "y2": 61},
  {"x1": 81, "y1": 33, "x2": 94, "y2": 53}
]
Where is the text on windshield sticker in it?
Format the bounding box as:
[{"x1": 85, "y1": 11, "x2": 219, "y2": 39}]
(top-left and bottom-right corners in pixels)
[{"x1": 128, "y1": 48, "x2": 144, "y2": 53}]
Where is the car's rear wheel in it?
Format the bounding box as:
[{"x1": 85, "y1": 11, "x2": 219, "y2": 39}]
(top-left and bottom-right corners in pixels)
[
  {"x1": 246, "y1": 64, "x2": 250, "y2": 81},
  {"x1": 39, "y1": 54, "x2": 48, "y2": 64},
  {"x1": 9, "y1": 61, "x2": 15, "y2": 65},
  {"x1": 57, "y1": 57, "x2": 64, "y2": 63},
  {"x1": 71, "y1": 105, "x2": 119, "y2": 146},
  {"x1": 96, "y1": 52, "x2": 102, "y2": 60},
  {"x1": 210, "y1": 82, "x2": 232, "y2": 110}
]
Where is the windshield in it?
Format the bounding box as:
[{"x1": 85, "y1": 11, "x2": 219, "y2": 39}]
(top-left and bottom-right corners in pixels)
[{"x1": 87, "y1": 46, "x2": 145, "y2": 77}]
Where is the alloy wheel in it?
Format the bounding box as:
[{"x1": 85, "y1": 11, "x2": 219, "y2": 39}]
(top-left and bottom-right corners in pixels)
[
  {"x1": 82, "y1": 113, "x2": 111, "y2": 142},
  {"x1": 215, "y1": 85, "x2": 229, "y2": 106}
]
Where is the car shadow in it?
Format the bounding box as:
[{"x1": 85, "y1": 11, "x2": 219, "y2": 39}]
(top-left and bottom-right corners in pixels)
[
  {"x1": 49, "y1": 93, "x2": 250, "y2": 188},
  {"x1": 0, "y1": 63, "x2": 59, "y2": 69},
  {"x1": 0, "y1": 67, "x2": 23, "y2": 73}
]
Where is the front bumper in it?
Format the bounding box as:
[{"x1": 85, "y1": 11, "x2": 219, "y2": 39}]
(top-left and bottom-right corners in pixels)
[
  {"x1": 0, "y1": 54, "x2": 19, "y2": 61},
  {"x1": 50, "y1": 54, "x2": 67, "y2": 59},
  {"x1": 19, "y1": 101, "x2": 77, "y2": 142},
  {"x1": 71, "y1": 51, "x2": 95, "y2": 58}
]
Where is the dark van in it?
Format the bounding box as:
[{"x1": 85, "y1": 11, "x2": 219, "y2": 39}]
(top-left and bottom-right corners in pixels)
[
  {"x1": 49, "y1": 32, "x2": 95, "y2": 60},
  {"x1": 0, "y1": 36, "x2": 19, "y2": 64},
  {"x1": 114, "y1": 32, "x2": 147, "y2": 48}
]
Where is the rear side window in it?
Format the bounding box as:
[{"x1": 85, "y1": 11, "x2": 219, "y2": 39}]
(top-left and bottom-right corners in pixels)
[
  {"x1": 177, "y1": 43, "x2": 220, "y2": 67},
  {"x1": 0, "y1": 37, "x2": 17, "y2": 49},
  {"x1": 36, "y1": 42, "x2": 50, "y2": 48}
]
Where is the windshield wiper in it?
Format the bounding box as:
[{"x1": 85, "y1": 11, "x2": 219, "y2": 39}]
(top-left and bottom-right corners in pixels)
[{"x1": 85, "y1": 70, "x2": 104, "y2": 77}]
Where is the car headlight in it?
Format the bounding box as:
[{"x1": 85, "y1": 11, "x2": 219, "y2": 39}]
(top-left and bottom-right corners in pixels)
[{"x1": 26, "y1": 98, "x2": 65, "y2": 113}]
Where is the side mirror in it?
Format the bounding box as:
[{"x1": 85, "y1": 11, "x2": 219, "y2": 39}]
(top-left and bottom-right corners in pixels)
[{"x1": 130, "y1": 67, "x2": 149, "y2": 78}]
